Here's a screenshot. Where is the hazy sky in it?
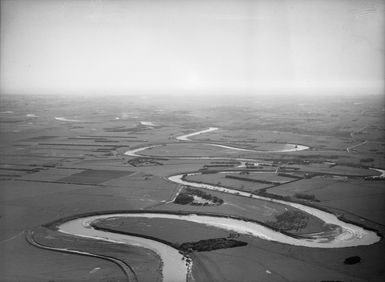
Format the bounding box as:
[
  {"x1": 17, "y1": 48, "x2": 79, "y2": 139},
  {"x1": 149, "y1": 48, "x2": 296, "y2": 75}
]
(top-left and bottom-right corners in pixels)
[{"x1": 1, "y1": 0, "x2": 384, "y2": 95}]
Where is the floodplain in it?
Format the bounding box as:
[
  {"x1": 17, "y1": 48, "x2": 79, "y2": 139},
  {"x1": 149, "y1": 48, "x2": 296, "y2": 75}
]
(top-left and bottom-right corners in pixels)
[{"x1": 0, "y1": 93, "x2": 384, "y2": 282}]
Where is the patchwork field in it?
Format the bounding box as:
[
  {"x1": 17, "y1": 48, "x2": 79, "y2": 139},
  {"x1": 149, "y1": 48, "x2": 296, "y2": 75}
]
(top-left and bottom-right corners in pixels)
[{"x1": 0, "y1": 93, "x2": 384, "y2": 281}]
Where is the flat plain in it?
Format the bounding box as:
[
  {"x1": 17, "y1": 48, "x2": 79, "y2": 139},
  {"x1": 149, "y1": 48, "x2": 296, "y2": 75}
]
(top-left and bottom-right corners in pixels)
[{"x1": 0, "y1": 93, "x2": 384, "y2": 282}]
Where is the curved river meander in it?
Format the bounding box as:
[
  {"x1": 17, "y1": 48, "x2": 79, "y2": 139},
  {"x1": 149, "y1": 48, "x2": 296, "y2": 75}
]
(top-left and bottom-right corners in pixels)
[{"x1": 49, "y1": 128, "x2": 380, "y2": 282}]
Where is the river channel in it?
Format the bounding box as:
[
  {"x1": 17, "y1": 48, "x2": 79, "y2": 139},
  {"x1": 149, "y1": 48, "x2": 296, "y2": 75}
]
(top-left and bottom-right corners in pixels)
[{"x1": 51, "y1": 128, "x2": 380, "y2": 282}]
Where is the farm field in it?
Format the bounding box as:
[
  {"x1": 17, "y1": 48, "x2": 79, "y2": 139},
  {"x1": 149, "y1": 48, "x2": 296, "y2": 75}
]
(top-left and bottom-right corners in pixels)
[{"x1": 184, "y1": 171, "x2": 293, "y2": 190}]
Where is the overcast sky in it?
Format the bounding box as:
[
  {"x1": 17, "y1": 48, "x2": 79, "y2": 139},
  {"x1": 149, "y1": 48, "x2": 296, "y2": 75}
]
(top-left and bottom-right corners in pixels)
[{"x1": 1, "y1": 0, "x2": 384, "y2": 96}]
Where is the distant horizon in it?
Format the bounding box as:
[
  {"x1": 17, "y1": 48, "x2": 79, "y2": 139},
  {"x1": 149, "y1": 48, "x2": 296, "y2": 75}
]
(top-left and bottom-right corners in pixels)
[{"x1": 2, "y1": 88, "x2": 384, "y2": 99}]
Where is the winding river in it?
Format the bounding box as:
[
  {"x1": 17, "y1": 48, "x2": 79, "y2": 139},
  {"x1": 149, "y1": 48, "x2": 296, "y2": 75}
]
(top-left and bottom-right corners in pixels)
[
  {"x1": 207, "y1": 143, "x2": 309, "y2": 153},
  {"x1": 54, "y1": 117, "x2": 83, "y2": 122},
  {"x1": 59, "y1": 215, "x2": 187, "y2": 282},
  {"x1": 168, "y1": 173, "x2": 379, "y2": 248},
  {"x1": 176, "y1": 127, "x2": 219, "y2": 141},
  {"x1": 48, "y1": 128, "x2": 380, "y2": 282}
]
